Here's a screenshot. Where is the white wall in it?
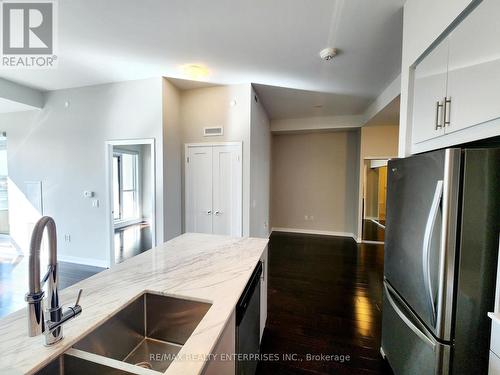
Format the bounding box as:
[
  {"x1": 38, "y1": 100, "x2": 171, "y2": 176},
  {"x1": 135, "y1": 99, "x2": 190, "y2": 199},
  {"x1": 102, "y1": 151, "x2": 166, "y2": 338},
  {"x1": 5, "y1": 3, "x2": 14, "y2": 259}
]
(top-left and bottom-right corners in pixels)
[
  {"x1": 399, "y1": 0, "x2": 480, "y2": 156},
  {"x1": 0, "y1": 78, "x2": 44, "y2": 109},
  {"x1": 141, "y1": 144, "x2": 153, "y2": 220},
  {"x1": 179, "y1": 84, "x2": 252, "y2": 236},
  {"x1": 249, "y1": 88, "x2": 271, "y2": 238},
  {"x1": 0, "y1": 78, "x2": 164, "y2": 267},
  {"x1": 162, "y1": 78, "x2": 182, "y2": 240}
]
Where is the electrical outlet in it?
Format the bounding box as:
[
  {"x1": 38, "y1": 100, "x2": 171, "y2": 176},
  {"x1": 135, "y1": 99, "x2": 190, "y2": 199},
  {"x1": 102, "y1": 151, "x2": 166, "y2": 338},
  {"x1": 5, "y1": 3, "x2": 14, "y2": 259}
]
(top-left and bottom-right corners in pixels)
[
  {"x1": 310, "y1": 215, "x2": 314, "y2": 221},
  {"x1": 92, "y1": 199, "x2": 99, "y2": 208},
  {"x1": 304, "y1": 215, "x2": 309, "y2": 221},
  {"x1": 64, "y1": 234, "x2": 71, "y2": 242}
]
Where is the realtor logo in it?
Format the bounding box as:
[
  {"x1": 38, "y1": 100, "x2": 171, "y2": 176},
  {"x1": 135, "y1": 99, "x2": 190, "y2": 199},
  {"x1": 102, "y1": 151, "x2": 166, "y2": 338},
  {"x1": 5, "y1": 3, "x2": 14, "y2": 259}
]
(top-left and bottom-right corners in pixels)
[{"x1": 1, "y1": 0, "x2": 57, "y2": 68}]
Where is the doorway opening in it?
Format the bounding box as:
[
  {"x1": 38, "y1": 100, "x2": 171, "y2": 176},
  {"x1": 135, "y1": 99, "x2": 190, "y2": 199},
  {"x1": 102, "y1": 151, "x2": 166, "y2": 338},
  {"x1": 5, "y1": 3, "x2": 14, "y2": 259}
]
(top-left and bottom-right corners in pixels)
[
  {"x1": 106, "y1": 139, "x2": 155, "y2": 266},
  {"x1": 362, "y1": 159, "x2": 388, "y2": 243},
  {"x1": 0, "y1": 133, "x2": 19, "y2": 260}
]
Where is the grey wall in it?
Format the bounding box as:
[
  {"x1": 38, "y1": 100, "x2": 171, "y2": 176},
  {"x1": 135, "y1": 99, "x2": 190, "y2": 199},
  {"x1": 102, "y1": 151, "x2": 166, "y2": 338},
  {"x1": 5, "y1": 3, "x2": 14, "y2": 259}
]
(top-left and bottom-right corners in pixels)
[
  {"x1": 249, "y1": 89, "x2": 271, "y2": 238},
  {"x1": 271, "y1": 130, "x2": 360, "y2": 237},
  {"x1": 162, "y1": 78, "x2": 182, "y2": 240},
  {"x1": 0, "y1": 78, "x2": 164, "y2": 266}
]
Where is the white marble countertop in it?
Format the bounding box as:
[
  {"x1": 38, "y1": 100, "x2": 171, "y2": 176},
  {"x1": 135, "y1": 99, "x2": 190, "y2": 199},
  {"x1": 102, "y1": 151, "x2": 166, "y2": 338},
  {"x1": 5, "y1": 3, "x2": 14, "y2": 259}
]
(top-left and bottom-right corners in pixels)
[{"x1": 0, "y1": 233, "x2": 268, "y2": 375}]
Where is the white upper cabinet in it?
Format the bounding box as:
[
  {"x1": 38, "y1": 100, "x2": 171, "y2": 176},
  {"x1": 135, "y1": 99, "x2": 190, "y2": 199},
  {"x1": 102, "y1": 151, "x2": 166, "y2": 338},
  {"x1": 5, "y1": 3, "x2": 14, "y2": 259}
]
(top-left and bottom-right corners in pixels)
[
  {"x1": 446, "y1": 0, "x2": 500, "y2": 134},
  {"x1": 412, "y1": 38, "x2": 450, "y2": 143},
  {"x1": 410, "y1": 0, "x2": 500, "y2": 152}
]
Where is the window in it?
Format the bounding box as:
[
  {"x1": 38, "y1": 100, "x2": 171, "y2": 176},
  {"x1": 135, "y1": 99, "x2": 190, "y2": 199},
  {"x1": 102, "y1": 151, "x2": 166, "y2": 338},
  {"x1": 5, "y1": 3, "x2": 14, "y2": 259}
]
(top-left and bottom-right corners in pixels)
[{"x1": 112, "y1": 150, "x2": 140, "y2": 223}]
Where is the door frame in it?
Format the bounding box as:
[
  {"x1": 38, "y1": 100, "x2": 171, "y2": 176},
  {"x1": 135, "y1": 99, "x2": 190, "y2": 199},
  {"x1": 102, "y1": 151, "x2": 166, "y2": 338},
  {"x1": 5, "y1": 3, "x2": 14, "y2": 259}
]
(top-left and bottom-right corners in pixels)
[
  {"x1": 105, "y1": 138, "x2": 156, "y2": 268},
  {"x1": 357, "y1": 155, "x2": 395, "y2": 244},
  {"x1": 184, "y1": 142, "x2": 243, "y2": 236}
]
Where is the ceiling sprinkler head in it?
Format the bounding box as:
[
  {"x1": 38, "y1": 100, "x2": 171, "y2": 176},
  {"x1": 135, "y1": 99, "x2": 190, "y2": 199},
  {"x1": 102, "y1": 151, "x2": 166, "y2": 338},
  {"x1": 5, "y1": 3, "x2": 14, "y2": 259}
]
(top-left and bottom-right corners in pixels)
[{"x1": 319, "y1": 47, "x2": 338, "y2": 61}]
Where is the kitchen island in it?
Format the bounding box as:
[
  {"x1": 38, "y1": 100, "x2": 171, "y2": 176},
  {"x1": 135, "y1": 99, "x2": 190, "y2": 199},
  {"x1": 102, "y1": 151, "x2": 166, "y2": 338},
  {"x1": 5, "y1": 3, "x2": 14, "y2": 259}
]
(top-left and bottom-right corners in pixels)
[{"x1": 0, "y1": 233, "x2": 268, "y2": 375}]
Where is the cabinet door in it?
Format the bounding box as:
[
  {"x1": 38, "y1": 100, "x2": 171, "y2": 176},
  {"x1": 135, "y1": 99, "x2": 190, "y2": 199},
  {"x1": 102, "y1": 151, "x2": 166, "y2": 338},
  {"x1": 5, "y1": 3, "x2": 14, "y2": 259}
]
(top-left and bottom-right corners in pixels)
[
  {"x1": 185, "y1": 146, "x2": 213, "y2": 234},
  {"x1": 412, "y1": 38, "x2": 449, "y2": 143},
  {"x1": 212, "y1": 145, "x2": 242, "y2": 236},
  {"x1": 447, "y1": 0, "x2": 500, "y2": 133}
]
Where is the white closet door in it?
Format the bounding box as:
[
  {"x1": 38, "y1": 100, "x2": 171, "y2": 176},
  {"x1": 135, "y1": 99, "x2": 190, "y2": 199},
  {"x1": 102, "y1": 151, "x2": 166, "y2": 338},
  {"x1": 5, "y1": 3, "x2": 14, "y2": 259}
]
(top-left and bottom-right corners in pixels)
[
  {"x1": 185, "y1": 146, "x2": 213, "y2": 234},
  {"x1": 212, "y1": 145, "x2": 242, "y2": 236}
]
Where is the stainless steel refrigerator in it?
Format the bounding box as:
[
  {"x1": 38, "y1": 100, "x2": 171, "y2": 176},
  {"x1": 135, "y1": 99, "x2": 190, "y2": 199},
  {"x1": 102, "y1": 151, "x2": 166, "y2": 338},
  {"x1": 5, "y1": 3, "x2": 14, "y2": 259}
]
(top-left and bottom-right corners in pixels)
[{"x1": 381, "y1": 147, "x2": 500, "y2": 375}]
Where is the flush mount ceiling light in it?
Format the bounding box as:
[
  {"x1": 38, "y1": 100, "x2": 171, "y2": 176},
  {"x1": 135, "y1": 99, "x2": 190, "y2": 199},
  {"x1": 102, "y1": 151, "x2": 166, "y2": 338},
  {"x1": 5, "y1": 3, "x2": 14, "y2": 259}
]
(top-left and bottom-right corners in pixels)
[
  {"x1": 180, "y1": 63, "x2": 210, "y2": 80},
  {"x1": 319, "y1": 47, "x2": 338, "y2": 61}
]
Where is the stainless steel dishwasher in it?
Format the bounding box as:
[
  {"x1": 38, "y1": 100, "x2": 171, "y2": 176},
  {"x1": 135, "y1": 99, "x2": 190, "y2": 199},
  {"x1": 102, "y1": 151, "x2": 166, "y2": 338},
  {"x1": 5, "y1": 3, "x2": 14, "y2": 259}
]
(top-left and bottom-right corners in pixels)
[{"x1": 236, "y1": 261, "x2": 262, "y2": 375}]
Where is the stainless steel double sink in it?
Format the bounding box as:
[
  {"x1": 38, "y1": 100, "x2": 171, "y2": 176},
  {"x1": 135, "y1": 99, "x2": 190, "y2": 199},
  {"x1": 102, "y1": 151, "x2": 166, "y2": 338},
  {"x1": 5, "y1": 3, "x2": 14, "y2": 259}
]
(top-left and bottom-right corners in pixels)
[{"x1": 36, "y1": 292, "x2": 211, "y2": 374}]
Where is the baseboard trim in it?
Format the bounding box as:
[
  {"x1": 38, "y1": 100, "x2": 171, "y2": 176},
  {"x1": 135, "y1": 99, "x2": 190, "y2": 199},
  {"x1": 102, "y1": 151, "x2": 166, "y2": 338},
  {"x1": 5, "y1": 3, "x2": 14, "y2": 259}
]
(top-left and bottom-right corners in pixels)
[
  {"x1": 362, "y1": 240, "x2": 385, "y2": 245},
  {"x1": 271, "y1": 227, "x2": 356, "y2": 241},
  {"x1": 58, "y1": 255, "x2": 108, "y2": 268},
  {"x1": 369, "y1": 219, "x2": 386, "y2": 229}
]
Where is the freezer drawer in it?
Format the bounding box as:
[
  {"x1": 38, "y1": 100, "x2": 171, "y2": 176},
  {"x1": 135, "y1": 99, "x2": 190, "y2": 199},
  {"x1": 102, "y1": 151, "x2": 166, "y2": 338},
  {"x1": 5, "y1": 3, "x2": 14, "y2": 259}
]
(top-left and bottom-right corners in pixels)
[{"x1": 382, "y1": 281, "x2": 450, "y2": 375}]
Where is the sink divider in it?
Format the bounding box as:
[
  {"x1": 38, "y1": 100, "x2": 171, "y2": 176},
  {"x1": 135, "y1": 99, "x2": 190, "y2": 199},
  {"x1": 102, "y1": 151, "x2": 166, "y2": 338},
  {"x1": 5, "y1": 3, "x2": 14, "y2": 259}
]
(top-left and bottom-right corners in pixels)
[{"x1": 65, "y1": 348, "x2": 162, "y2": 375}]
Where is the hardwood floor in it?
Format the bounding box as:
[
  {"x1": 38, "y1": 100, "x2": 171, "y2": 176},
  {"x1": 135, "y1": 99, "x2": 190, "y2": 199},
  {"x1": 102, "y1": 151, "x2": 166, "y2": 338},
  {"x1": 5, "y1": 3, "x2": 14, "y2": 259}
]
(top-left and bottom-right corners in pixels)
[
  {"x1": 0, "y1": 256, "x2": 103, "y2": 318},
  {"x1": 114, "y1": 222, "x2": 152, "y2": 264},
  {"x1": 257, "y1": 232, "x2": 393, "y2": 375},
  {"x1": 362, "y1": 219, "x2": 385, "y2": 242}
]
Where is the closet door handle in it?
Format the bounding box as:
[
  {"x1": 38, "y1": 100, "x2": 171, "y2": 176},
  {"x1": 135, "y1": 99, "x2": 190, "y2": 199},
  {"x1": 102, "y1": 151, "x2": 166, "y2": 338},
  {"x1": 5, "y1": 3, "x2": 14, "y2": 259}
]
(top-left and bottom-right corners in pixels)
[
  {"x1": 214, "y1": 211, "x2": 221, "y2": 216},
  {"x1": 206, "y1": 210, "x2": 212, "y2": 215}
]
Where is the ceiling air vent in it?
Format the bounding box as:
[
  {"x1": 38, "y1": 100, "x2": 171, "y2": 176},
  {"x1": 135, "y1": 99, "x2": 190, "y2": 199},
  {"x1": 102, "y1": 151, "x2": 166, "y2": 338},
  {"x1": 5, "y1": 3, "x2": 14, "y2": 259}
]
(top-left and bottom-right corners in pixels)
[{"x1": 204, "y1": 127, "x2": 223, "y2": 137}]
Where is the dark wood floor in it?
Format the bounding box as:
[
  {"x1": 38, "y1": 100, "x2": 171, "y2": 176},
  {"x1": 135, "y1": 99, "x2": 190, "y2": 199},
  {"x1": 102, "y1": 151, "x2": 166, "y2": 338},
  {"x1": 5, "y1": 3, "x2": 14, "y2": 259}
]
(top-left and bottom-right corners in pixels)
[
  {"x1": 257, "y1": 232, "x2": 393, "y2": 375},
  {"x1": 362, "y1": 219, "x2": 385, "y2": 242},
  {"x1": 114, "y1": 222, "x2": 152, "y2": 264},
  {"x1": 0, "y1": 257, "x2": 103, "y2": 318}
]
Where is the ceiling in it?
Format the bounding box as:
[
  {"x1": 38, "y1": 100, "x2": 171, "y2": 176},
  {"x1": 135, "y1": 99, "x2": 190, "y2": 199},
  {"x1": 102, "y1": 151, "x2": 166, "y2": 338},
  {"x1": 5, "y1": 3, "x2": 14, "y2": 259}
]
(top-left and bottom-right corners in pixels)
[
  {"x1": 0, "y1": 0, "x2": 404, "y2": 119},
  {"x1": 253, "y1": 84, "x2": 372, "y2": 120},
  {"x1": 365, "y1": 96, "x2": 401, "y2": 127}
]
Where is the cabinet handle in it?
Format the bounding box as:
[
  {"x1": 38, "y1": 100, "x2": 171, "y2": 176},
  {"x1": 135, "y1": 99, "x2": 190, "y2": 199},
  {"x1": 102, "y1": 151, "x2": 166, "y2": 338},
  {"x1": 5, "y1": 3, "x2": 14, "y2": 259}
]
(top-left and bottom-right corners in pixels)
[
  {"x1": 444, "y1": 97, "x2": 451, "y2": 127},
  {"x1": 435, "y1": 101, "x2": 444, "y2": 130},
  {"x1": 206, "y1": 210, "x2": 212, "y2": 215}
]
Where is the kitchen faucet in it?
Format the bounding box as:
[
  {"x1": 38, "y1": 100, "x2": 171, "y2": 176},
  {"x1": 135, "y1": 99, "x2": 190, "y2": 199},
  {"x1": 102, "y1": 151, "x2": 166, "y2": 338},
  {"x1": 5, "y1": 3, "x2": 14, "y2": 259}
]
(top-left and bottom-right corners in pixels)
[{"x1": 25, "y1": 216, "x2": 83, "y2": 345}]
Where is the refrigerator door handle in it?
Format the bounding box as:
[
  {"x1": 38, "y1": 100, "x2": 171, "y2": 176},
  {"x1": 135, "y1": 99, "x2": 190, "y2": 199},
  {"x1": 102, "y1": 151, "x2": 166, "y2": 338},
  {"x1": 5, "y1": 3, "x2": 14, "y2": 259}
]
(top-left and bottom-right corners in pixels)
[
  {"x1": 422, "y1": 180, "x2": 443, "y2": 326},
  {"x1": 384, "y1": 282, "x2": 436, "y2": 350}
]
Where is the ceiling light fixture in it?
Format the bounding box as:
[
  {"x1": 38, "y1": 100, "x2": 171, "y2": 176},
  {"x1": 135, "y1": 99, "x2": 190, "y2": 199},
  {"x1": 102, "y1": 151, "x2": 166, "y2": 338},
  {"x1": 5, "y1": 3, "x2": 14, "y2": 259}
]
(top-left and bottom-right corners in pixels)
[
  {"x1": 180, "y1": 63, "x2": 210, "y2": 80},
  {"x1": 319, "y1": 47, "x2": 338, "y2": 61}
]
